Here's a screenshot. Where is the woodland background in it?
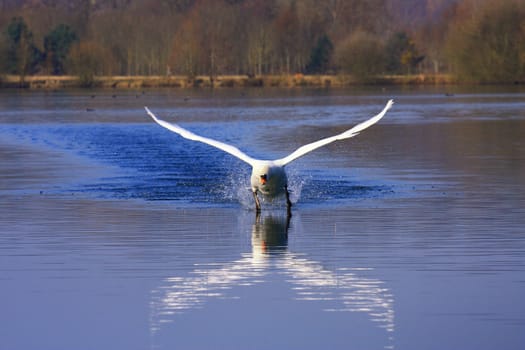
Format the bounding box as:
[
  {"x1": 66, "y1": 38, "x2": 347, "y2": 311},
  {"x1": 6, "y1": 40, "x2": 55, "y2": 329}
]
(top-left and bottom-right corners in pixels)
[{"x1": 1, "y1": 0, "x2": 525, "y2": 85}]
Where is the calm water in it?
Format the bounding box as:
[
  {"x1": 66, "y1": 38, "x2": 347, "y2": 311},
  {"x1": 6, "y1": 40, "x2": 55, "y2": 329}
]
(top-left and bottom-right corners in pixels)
[{"x1": 1, "y1": 87, "x2": 524, "y2": 350}]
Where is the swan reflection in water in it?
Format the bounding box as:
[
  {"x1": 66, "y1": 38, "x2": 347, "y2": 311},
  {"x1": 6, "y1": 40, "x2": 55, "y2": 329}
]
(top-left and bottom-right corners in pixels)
[{"x1": 150, "y1": 213, "x2": 394, "y2": 345}]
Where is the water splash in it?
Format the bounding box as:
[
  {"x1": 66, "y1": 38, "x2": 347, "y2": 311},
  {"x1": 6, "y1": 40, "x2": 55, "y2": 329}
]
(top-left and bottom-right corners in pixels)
[{"x1": 216, "y1": 166, "x2": 306, "y2": 210}]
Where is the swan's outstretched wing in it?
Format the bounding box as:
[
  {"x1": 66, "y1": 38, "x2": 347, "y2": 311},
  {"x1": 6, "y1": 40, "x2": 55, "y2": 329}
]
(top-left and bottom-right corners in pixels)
[
  {"x1": 274, "y1": 100, "x2": 393, "y2": 166},
  {"x1": 145, "y1": 107, "x2": 257, "y2": 166}
]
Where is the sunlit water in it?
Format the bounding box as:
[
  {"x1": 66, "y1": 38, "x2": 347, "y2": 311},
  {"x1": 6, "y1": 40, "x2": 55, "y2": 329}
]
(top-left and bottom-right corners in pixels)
[{"x1": 1, "y1": 88, "x2": 524, "y2": 350}]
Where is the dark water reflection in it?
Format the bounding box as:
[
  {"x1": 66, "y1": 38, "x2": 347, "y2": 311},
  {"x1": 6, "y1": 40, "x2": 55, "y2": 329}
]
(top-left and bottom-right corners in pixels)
[{"x1": 1, "y1": 88, "x2": 524, "y2": 350}]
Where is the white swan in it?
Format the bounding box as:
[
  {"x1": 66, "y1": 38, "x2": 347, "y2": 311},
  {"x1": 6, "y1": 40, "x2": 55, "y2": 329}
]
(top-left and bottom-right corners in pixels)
[{"x1": 145, "y1": 99, "x2": 393, "y2": 212}]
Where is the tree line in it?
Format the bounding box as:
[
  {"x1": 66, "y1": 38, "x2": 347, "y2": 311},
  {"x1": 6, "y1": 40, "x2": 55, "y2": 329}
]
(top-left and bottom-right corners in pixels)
[{"x1": 1, "y1": 0, "x2": 524, "y2": 84}]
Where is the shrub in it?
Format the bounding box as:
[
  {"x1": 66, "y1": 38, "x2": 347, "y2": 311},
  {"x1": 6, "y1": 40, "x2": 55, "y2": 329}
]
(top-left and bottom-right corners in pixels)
[
  {"x1": 446, "y1": 0, "x2": 525, "y2": 83},
  {"x1": 335, "y1": 31, "x2": 386, "y2": 81}
]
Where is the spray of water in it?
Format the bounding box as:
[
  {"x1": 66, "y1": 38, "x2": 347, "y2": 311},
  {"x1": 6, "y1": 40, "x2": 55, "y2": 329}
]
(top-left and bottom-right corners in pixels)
[{"x1": 217, "y1": 166, "x2": 306, "y2": 210}]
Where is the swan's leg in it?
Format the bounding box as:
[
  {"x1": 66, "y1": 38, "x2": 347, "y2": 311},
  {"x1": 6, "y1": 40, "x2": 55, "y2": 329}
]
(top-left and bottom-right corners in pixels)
[
  {"x1": 252, "y1": 190, "x2": 261, "y2": 212},
  {"x1": 285, "y1": 186, "x2": 292, "y2": 215}
]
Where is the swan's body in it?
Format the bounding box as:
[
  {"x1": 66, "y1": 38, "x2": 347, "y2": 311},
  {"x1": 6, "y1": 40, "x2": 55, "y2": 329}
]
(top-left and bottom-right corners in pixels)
[
  {"x1": 249, "y1": 161, "x2": 291, "y2": 211},
  {"x1": 145, "y1": 99, "x2": 393, "y2": 212}
]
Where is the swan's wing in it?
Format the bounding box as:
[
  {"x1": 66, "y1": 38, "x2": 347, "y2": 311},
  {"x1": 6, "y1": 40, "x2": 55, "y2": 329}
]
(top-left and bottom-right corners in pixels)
[
  {"x1": 274, "y1": 100, "x2": 393, "y2": 166},
  {"x1": 145, "y1": 107, "x2": 257, "y2": 166}
]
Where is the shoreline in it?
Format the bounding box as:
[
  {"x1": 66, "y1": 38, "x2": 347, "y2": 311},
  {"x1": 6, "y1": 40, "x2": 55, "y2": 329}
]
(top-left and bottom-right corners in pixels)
[{"x1": 0, "y1": 73, "x2": 458, "y2": 89}]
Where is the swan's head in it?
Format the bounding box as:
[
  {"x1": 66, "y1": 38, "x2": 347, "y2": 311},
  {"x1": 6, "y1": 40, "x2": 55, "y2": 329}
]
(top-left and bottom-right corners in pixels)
[
  {"x1": 260, "y1": 174, "x2": 267, "y2": 185},
  {"x1": 252, "y1": 163, "x2": 272, "y2": 186},
  {"x1": 252, "y1": 163, "x2": 269, "y2": 189}
]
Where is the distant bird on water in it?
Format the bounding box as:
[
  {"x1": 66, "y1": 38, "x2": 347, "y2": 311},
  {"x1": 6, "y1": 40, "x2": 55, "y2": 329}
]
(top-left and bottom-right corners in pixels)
[{"x1": 145, "y1": 100, "x2": 393, "y2": 213}]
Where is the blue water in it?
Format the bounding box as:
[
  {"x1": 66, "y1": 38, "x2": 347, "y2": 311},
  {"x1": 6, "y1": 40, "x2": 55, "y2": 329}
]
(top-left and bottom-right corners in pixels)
[{"x1": 1, "y1": 87, "x2": 524, "y2": 350}]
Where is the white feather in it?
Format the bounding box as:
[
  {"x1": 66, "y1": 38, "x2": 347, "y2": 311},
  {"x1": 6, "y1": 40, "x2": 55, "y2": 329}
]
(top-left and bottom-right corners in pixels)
[
  {"x1": 145, "y1": 107, "x2": 257, "y2": 166},
  {"x1": 274, "y1": 99, "x2": 393, "y2": 166},
  {"x1": 145, "y1": 99, "x2": 393, "y2": 167}
]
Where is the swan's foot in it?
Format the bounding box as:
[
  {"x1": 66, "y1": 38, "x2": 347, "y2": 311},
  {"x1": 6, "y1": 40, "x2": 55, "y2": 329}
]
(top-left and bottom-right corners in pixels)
[
  {"x1": 253, "y1": 190, "x2": 261, "y2": 213},
  {"x1": 285, "y1": 186, "x2": 292, "y2": 216}
]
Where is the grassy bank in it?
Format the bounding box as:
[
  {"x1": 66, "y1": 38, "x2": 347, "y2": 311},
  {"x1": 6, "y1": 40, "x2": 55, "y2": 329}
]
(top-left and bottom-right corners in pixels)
[{"x1": 0, "y1": 73, "x2": 458, "y2": 89}]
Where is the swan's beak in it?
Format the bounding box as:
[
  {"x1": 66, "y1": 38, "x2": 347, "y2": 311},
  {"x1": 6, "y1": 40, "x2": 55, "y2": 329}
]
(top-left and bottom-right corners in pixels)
[{"x1": 260, "y1": 175, "x2": 267, "y2": 185}]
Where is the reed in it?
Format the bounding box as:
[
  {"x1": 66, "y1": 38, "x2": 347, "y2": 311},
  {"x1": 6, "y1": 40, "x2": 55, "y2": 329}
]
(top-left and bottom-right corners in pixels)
[{"x1": 0, "y1": 74, "x2": 459, "y2": 89}]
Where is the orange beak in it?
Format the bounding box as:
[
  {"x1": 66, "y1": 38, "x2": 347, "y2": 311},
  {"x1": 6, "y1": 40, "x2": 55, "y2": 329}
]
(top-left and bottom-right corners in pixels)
[{"x1": 260, "y1": 175, "x2": 267, "y2": 185}]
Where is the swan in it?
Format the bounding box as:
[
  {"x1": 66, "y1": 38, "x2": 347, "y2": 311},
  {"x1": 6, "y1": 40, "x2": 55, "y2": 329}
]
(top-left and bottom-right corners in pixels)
[{"x1": 145, "y1": 99, "x2": 393, "y2": 212}]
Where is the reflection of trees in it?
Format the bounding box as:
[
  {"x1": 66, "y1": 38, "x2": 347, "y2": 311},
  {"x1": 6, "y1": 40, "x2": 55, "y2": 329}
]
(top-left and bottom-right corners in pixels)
[{"x1": 150, "y1": 213, "x2": 394, "y2": 339}]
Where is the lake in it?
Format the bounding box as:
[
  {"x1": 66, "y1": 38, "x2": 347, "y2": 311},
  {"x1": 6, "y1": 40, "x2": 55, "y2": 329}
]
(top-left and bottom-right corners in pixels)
[{"x1": 1, "y1": 87, "x2": 524, "y2": 350}]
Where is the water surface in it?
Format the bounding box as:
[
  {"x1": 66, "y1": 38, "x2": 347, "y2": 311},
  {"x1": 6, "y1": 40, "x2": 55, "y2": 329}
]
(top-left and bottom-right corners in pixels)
[{"x1": 1, "y1": 87, "x2": 524, "y2": 349}]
